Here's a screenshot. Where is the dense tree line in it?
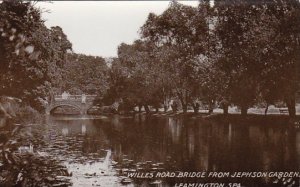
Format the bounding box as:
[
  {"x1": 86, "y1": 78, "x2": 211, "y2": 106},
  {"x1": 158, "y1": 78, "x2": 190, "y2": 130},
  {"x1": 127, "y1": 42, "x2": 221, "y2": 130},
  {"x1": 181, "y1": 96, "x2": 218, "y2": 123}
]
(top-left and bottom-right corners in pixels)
[
  {"x1": 1, "y1": 0, "x2": 299, "y2": 117},
  {"x1": 57, "y1": 53, "x2": 109, "y2": 95},
  {"x1": 0, "y1": 1, "x2": 110, "y2": 112},
  {"x1": 0, "y1": 0, "x2": 72, "y2": 111},
  {"x1": 103, "y1": 0, "x2": 300, "y2": 117}
]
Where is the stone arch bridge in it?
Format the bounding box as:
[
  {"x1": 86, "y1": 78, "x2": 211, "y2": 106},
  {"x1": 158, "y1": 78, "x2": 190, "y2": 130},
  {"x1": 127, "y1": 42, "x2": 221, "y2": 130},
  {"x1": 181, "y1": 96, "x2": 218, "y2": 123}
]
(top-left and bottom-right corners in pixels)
[{"x1": 46, "y1": 94, "x2": 97, "y2": 115}]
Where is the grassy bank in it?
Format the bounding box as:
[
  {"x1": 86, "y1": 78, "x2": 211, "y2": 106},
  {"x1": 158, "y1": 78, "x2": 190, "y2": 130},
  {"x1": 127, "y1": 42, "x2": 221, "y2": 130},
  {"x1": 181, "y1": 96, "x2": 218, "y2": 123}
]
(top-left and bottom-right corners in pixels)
[{"x1": 128, "y1": 110, "x2": 300, "y2": 127}]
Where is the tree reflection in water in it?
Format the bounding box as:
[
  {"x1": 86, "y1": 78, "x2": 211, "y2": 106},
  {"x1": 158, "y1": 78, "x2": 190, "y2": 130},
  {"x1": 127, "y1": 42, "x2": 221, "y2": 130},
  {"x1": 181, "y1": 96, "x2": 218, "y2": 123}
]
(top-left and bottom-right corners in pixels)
[{"x1": 3, "y1": 115, "x2": 298, "y2": 187}]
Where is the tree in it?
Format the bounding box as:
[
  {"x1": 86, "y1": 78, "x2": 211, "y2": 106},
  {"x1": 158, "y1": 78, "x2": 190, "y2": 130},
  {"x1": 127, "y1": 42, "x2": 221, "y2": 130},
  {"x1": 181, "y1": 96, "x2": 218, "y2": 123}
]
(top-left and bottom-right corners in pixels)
[
  {"x1": 0, "y1": 0, "x2": 72, "y2": 111},
  {"x1": 61, "y1": 53, "x2": 109, "y2": 96},
  {"x1": 117, "y1": 40, "x2": 160, "y2": 112},
  {"x1": 214, "y1": 0, "x2": 261, "y2": 115},
  {"x1": 214, "y1": 0, "x2": 300, "y2": 117},
  {"x1": 261, "y1": 0, "x2": 300, "y2": 117},
  {"x1": 141, "y1": 1, "x2": 210, "y2": 113}
]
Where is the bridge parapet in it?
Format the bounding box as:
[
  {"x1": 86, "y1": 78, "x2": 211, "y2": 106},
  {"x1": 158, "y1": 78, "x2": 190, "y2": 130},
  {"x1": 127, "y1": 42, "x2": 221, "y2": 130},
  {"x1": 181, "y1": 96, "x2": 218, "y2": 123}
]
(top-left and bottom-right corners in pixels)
[{"x1": 54, "y1": 95, "x2": 97, "y2": 101}]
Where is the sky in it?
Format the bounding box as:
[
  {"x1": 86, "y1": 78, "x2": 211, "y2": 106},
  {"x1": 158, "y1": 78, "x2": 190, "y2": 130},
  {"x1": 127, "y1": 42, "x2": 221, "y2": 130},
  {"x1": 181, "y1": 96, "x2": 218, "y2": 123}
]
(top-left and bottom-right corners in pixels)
[{"x1": 37, "y1": 1, "x2": 199, "y2": 58}]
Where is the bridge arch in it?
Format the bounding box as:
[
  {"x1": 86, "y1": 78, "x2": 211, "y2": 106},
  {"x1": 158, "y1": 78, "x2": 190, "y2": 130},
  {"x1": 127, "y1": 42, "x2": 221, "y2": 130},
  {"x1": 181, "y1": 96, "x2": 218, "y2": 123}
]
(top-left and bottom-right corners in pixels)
[{"x1": 47, "y1": 104, "x2": 83, "y2": 115}]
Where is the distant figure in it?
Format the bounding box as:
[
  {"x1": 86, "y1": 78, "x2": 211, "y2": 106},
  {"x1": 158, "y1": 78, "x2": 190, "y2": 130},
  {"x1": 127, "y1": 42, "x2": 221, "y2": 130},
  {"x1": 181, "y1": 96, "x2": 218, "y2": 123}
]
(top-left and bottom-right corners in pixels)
[
  {"x1": 62, "y1": 91, "x2": 69, "y2": 100},
  {"x1": 81, "y1": 94, "x2": 86, "y2": 103}
]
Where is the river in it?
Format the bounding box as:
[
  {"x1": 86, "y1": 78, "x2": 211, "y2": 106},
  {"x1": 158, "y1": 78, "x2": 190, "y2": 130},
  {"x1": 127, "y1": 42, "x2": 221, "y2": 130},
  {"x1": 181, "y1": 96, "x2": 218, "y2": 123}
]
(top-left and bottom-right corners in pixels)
[{"x1": 24, "y1": 114, "x2": 300, "y2": 187}]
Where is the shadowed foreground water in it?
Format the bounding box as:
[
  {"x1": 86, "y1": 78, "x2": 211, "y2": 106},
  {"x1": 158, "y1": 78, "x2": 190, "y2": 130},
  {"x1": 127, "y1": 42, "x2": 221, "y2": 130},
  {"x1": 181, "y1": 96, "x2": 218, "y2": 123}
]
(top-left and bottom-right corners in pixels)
[{"x1": 26, "y1": 115, "x2": 300, "y2": 187}]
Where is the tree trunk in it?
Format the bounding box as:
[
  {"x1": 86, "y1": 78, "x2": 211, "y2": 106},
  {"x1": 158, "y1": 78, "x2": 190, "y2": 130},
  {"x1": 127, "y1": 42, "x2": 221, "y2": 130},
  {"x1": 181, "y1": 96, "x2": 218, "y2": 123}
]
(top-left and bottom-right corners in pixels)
[
  {"x1": 178, "y1": 94, "x2": 188, "y2": 113},
  {"x1": 163, "y1": 98, "x2": 169, "y2": 112},
  {"x1": 164, "y1": 104, "x2": 168, "y2": 112},
  {"x1": 264, "y1": 104, "x2": 269, "y2": 116},
  {"x1": 241, "y1": 105, "x2": 248, "y2": 116},
  {"x1": 171, "y1": 101, "x2": 178, "y2": 112},
  {"x1": 182, "y1": 104, "x2": 188, "y2": 113},
  {"x1": 192, "y1": 104, "x2": 199, "y2": 113},
  {"x1": 144, "y1": 105, "x2": 150, "y2": 113},
  {"x1": 223, "y1": 105, "x2": 228, "y2": 115},
  {"x1": 208, "y1": 100, "x2": 214, "y2": 114},
  {"x1": 138, "y1": 105, "x2": 142, "y2": 113},
  {"x1": 286, "y1": 98, "x2": 296, "y2": 118},
  {"x1": 220, "y1": 98, "x2": 229, "y2": 115},
  {"x1": 155, "y1": 107, "x2": 159, "y2": 113}
]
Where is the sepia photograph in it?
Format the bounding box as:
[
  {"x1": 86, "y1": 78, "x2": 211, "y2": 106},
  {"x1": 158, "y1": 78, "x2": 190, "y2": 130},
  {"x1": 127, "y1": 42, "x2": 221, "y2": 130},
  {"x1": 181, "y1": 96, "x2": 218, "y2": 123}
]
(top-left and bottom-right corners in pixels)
[{"x1": 0, "y1": 0, "x2": 300, "y2": 186}]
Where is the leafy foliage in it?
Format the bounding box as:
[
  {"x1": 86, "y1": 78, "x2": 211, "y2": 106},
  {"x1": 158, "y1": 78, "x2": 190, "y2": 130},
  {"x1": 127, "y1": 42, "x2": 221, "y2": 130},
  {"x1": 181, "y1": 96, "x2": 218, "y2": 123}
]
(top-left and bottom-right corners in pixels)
[
  {"x1": 0, "y1": 0, "x2": 72, "y2": 111},
  {"x1": 102, "y1": 0, "x2": 300, "y2": 116},
  {"x1": 214, "y1": 0, "x2": 300, "y2": 115},
  {"x1": 59, "y1": 53, "x2": 109, "y2": 95}
]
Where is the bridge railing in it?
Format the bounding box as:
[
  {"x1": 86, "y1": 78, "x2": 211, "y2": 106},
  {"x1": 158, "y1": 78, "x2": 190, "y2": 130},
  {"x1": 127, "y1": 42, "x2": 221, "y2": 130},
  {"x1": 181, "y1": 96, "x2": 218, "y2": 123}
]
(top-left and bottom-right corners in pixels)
[{"x1": 54, "y1": 95, "x2": 97, "y2": 102}]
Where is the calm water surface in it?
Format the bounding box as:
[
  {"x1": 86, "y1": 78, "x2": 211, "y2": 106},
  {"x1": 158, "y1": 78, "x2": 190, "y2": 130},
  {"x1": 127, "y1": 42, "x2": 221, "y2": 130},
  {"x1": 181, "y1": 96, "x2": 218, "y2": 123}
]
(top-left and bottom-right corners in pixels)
[{"x1": 30, "y1": 115, "x2": 300, "y2": 187}]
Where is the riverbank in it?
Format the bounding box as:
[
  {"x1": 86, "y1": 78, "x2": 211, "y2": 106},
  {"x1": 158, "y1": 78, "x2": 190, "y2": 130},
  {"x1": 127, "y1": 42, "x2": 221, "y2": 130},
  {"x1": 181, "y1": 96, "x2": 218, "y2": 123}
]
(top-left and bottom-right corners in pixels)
[
  {"x1": 136, "y1": 111, "x2": 300, "y2": 124},
  {"x1": 125, "y1": 104, "x2": 300, "y2": 118},
  {"x1": 120, "y1": 108, "x2": 300, "y2": 127}
]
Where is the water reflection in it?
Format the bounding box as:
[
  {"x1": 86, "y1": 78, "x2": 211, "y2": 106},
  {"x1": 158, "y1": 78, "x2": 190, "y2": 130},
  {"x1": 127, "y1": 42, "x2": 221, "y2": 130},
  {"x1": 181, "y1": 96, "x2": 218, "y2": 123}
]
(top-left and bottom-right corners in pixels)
[
  {"x1": 34, "y1": 115, "x2": 300, "y2": 186},
  {"x1": 62, "y1": 127, "x2": 69, "y2": 136},
  {"x1": 81, "y1": 124, "x2": 86, "y2": 135}
]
